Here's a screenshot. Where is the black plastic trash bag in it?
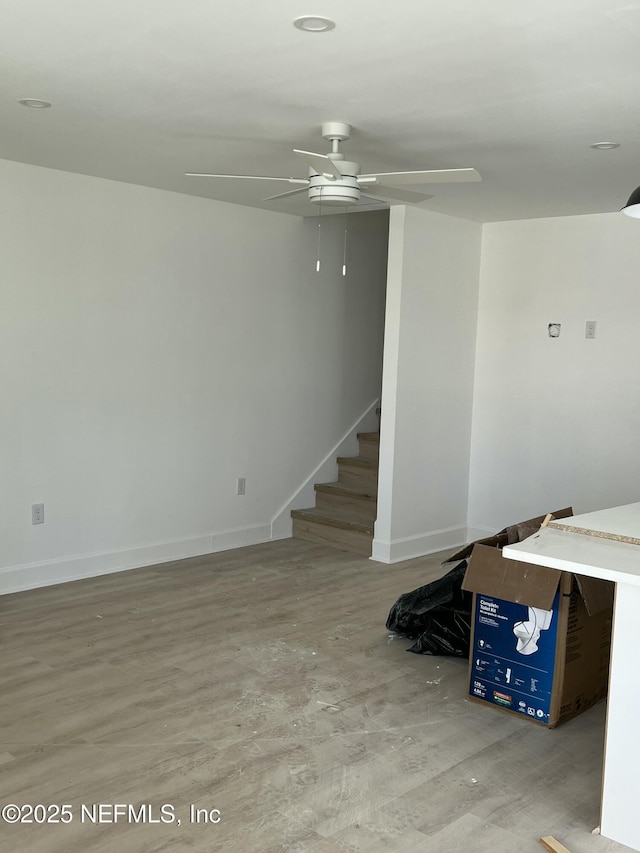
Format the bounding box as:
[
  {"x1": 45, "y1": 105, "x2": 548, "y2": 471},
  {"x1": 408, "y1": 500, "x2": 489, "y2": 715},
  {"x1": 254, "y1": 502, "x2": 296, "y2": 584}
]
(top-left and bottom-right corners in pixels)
[{"x1": 386, "y1": 560, "x2": 472, "y2": 657}]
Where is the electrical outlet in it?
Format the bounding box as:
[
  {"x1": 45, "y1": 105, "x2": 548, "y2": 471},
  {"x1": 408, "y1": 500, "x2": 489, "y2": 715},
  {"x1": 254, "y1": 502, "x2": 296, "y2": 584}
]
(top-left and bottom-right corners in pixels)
[
  {"x1": 32, "y1": 503, "x2": 44, "y2": 525},
  {"x1": 585, "y1": 320, "x2": 597, "y2": 339},
  {"x1": 236, "y1": 478, "x2": 246, "y2": 496}
]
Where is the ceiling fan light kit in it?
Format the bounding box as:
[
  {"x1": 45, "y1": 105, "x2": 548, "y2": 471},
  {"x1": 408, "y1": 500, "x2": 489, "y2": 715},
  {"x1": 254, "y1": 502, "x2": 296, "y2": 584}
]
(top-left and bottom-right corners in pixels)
[
  {"x1": 186, "y1": 120, "x2": 481, "y2": 211},
  {"x1": 308, "y1": 172, "x2": 360, "y2": 206},
  {"x1": 622, "y1": 185, "x2": 640, "y2": 218}
]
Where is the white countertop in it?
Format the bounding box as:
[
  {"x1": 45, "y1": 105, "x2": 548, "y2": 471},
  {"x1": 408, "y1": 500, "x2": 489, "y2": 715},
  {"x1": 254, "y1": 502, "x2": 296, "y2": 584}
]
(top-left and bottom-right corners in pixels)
[
  {"x1": 549, "y1": 502, "x2": 640, "y2": 545},
  {"x1": 504, "y1": 523, "x2": 640, "y2": 586}
]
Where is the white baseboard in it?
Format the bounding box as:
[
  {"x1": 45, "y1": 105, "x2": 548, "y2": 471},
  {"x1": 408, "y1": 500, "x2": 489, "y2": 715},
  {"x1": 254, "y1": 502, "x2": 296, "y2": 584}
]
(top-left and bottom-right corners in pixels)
[
  {"x1": 270, "y1": 399, "x2": 380, "y2": 540},
  {"x1": 465, "y1": 524, "x2": 497, "y2": 542},
  {"x1": 370, "y1": 525, "x2": 468, "y2": 564},
  {"x1": 1, "y1": 400, "x2": 383, "y2": 596},
  {"x1": 0, "y1": 524, "x2": 272, "y2": 596}
]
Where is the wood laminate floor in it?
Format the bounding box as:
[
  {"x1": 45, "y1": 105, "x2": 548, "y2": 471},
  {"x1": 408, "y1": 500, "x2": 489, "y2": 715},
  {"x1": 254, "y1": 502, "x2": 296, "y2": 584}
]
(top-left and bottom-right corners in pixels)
[{"x1": 0, "y1": 539, "x2": 631, "y2": 852}]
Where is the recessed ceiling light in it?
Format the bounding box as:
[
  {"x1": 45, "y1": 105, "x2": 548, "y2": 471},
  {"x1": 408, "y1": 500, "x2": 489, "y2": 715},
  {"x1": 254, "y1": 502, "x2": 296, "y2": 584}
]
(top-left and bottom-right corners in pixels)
[
  {"x1": 18, "y1": 98, "x2": 52, "y2": 109},
  {"x1": 590, "y1": 142, "x2": 620, "y2": 150},
  {"x1": 293, "y1": 16, "x2": 336, "y2": 32}
]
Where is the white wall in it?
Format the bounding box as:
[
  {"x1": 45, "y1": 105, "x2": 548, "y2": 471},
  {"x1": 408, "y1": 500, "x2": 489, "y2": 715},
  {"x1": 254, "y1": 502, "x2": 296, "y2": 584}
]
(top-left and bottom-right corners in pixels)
[
  {"x1": 0, "y1": 159, "x2": 388, "y2": 592},
  {"x1": 468, "y1": 212, "x2": 640, "y2": 535},
  {"x1": 373, "y1": 206, "x2": 482, "y2": 562}
]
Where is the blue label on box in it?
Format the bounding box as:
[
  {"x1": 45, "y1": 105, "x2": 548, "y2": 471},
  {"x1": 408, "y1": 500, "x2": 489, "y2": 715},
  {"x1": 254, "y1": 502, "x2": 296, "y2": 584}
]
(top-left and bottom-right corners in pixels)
[{"x1": 469, "y1": 590, "x2": 560, "y2": 723}]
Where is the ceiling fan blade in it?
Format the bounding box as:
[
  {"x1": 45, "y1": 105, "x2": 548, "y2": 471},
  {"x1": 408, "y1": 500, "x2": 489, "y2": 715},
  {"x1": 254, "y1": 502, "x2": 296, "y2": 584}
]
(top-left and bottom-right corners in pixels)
[
  {"x1": 359, "y1": 168, "x2": 481, "y2": 186},
  {"x1": 293, "y1": 149, "x2": 342, "y2": 180},
  {"x1": 263, "y1": 186, "x2": 310, "y2": 202},
  {"x1": 185, "y1": 173, "x2": 307, "y2": 183},
  {"x1": 357, "y1": 196, "x2": 391, "y2": 208},
  {"x1": 363, "y1": 185, "x2": 433, "y2": 203}
]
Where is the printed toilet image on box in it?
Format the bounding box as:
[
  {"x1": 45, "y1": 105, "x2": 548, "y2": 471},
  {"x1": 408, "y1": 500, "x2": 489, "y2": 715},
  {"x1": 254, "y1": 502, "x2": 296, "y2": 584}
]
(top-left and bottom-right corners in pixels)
[
  {"x1": 470, "y1": 591, "x2": 560, "y2": 722},
  {"x1": 514, "y1": 606, "x2": 553, "y2": 655}
]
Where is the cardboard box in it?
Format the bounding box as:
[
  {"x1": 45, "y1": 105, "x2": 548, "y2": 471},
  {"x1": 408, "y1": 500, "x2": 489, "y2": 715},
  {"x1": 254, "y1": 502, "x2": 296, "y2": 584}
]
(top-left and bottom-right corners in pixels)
[{"x1": 449, "y1": 509, "x2": 614, "y2": 727}]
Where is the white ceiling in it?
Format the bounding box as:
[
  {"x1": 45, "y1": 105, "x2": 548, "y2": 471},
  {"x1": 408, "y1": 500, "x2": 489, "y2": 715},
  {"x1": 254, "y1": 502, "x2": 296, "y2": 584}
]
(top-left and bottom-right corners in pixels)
[{"x1": 2, "y1": 0, "x2": 639, "y2": 221}]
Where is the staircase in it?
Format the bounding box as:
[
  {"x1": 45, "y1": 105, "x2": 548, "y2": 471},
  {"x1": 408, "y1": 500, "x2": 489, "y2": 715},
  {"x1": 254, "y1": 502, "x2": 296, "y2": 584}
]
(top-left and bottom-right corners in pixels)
[{"x1": 291, "y1": 426, "x2": 379, "y2": 556}]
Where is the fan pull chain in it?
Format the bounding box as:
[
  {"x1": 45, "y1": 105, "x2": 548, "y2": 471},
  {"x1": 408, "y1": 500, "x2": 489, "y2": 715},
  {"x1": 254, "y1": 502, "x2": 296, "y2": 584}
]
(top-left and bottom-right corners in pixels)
[
  {"x1": 316, "y1": 187, "x2": 323, "y2": 272},
  {"x1": 342, "y1": 206, "x2": 348, "y2": 276}
]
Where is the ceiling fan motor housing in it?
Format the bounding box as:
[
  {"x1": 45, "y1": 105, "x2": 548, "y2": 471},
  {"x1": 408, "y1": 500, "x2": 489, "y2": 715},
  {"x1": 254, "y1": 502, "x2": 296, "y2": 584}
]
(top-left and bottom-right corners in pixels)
[{"x1": 308, "y1": 158, "x2": 361, "y2": 205}]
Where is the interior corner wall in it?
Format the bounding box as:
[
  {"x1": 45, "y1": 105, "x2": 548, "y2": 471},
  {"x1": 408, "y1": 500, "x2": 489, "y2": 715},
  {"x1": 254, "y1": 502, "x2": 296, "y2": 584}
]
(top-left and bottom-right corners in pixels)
[
  {"x1": 373, "y1": 206, "x2": 482, "y2": 563},
  {"x1": 467, "y1": 212, "x2": 640, "y2": 535},
  {"x1": 0, "y1": 158, "x2": 388, "y2": 593}
]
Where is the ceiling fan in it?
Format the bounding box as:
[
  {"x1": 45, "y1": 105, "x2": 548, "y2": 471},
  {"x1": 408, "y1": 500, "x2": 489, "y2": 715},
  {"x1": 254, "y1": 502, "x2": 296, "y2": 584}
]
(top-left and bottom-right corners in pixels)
[{"x1": 185, "y1": 121, "x2": 481, "y2": 208}]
